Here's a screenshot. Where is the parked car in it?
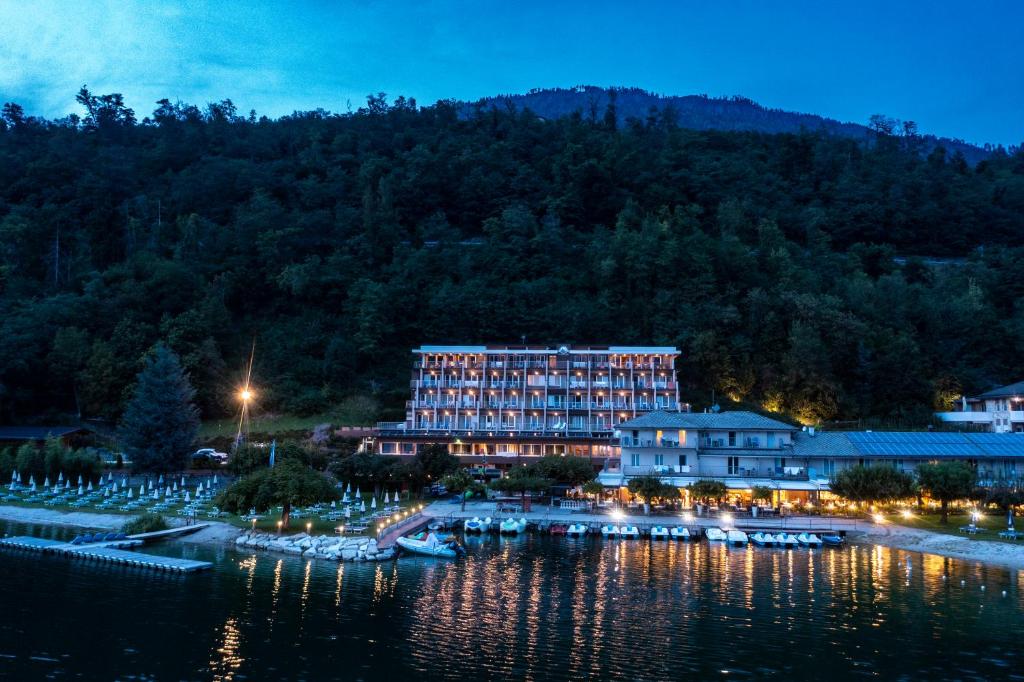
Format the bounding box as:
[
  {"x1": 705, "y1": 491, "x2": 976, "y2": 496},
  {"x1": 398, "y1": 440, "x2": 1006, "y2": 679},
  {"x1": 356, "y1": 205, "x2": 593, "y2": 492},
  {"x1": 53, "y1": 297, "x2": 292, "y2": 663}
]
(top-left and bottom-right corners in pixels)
[{"x1": 192, "y1": 448, "x2": 229, "y2": 464}]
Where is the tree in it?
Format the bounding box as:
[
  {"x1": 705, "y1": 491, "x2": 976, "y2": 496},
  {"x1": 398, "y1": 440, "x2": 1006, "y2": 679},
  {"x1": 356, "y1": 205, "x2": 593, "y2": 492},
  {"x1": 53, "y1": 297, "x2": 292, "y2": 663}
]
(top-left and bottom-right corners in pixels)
[
  {"x1": 582, "y1": 480, "x2": 605, "y2": 497},
  {"x1": 441, "y1": 469, "x2": 474, "y2": 511},
  {"x1": 829, "y1": 465, "x2": 916, "y2": 508},
  {"x1": 414, "y1": 444, "x2": 460, "y2": 485},
  {"x1": 215, "y1": 459, "x2": 339, "y2": 527},
  {"x1": 532, "y1": 455, "x2": 596, "y2": 486},
  {"x1": 489, "y1": 468, "x2": 551, "y2": 509},
  {"x1": 751, "y1": 485, "x2": 774, "y2": 505},
  {"x1": 688, "y1": 479, "x2": 728, "y2": 505},
  {"x1": 917, "y1": 461, "x2": 977, "y2": 524},
  {"x1": 118, "y1": 344, "x2": 200, "y2": 473},
  {"x1": 627, "y1": 474, "x2": 679, "y2": 514}
]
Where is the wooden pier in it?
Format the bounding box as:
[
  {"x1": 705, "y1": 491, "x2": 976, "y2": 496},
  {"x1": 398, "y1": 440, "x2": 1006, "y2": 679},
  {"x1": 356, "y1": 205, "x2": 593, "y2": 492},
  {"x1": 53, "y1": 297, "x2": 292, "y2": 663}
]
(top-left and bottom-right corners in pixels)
[{"x1": 0, "y1": 535, "x2": 212, "y2": 573}]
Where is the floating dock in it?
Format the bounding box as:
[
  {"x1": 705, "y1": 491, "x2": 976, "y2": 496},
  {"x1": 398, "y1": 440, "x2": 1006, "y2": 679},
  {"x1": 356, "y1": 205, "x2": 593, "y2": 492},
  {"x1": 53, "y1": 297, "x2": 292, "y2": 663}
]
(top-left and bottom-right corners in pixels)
[{"x1": 0, "y1": 535, "x2": 212, "y2": 573}]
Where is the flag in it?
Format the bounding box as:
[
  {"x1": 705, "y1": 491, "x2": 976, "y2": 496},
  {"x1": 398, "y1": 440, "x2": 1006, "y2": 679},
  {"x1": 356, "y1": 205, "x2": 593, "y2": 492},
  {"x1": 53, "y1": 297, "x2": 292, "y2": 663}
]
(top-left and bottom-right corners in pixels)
[{"x1": 269, "y1": 440, "x2": 276, "y2": 468}]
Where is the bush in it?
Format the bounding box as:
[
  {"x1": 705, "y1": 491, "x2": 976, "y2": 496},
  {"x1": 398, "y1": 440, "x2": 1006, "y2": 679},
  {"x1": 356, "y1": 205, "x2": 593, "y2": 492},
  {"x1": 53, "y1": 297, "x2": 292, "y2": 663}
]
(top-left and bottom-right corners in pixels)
[{"x1": 121, "y1": 513, "x2": 169, "y2": 535}]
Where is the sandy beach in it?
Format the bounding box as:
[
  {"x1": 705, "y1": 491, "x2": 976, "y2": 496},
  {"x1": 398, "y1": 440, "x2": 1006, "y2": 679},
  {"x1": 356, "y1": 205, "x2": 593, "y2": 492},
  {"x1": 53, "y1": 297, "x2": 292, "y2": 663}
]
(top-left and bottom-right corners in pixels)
[
  {"x1": 0, "y1": 505, "x2": 241, "y2": 545},
  {"x1": 856, "y1": 523, "x2": 1024, "y2": 571}
]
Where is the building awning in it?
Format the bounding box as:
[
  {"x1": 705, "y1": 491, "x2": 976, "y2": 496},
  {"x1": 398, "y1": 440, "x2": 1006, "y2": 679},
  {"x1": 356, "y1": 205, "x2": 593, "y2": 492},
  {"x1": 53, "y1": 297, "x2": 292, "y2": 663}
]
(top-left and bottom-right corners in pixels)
[{"x1": 598, "y1": 471, "x2": 831, "y2": 492}]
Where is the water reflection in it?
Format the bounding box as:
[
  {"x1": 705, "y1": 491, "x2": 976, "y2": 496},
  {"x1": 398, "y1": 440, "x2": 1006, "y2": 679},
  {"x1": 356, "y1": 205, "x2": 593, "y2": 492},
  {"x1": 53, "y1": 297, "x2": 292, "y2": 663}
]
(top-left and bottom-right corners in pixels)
[{"x1": 1, "y1": 521, "x2": 1022, "y2": 681}]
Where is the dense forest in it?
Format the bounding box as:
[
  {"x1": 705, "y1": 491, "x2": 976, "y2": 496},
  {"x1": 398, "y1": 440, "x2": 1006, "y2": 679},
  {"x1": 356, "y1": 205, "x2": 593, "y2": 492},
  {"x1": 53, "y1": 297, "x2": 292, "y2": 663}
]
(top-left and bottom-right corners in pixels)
[{"x1": 1, "y1": 89, "x2": 1023, "y2": 427}]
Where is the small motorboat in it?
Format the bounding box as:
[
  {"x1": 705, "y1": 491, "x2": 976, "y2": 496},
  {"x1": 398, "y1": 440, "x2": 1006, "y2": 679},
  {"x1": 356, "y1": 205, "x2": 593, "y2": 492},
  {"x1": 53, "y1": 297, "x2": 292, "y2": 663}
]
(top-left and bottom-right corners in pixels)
[
  {"x1": 600, "y1": 524, "x2": 620, "y2": 537},
  {"x1": 619, "y1": 525, "x2": 640, "y2": 538},
  {"x1": 726, "y1": 530, "x2": 749, "y2": 546},
  {"x1": 650, "y1": 525, "x2": 670, "y2": 540},
  {"x1": 669, "y1": 526, "x2": 691, "y2": 541},
  {"x1": 464, "y1": 517, "x2": 485, "y2": 533},
  {"x1": 821, "y1": 533, "x2": 845, "y2": 547},
  {"x1": 750, "y1": 532, "x2": 775, "y2": 547},
  {"x1": 567, "y1": 523, "x2": 588, "y2": 537},
  {"x1": 797, "y1": 532, "x2": 823, "y2": 547},
  {"x1": 776, "y1": 533, "x2": 799, "y2": 548},
  {"x1": 396, "y1": 532, "x2": 466, "y2": 558},
  {"x1": 550, "y1": 523, "x2": 568, "y2": 536},
  {"x1": 705, "y1": 527, "x2": 727, "y2": 542}
]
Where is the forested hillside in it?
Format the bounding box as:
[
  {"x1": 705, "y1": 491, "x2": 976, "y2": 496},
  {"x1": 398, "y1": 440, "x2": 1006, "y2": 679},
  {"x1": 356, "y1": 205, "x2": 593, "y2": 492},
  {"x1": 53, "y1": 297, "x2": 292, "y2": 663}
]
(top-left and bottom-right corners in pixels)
[{"x1": 1, "y1": 90, "x2": 1024, "y2": 426}]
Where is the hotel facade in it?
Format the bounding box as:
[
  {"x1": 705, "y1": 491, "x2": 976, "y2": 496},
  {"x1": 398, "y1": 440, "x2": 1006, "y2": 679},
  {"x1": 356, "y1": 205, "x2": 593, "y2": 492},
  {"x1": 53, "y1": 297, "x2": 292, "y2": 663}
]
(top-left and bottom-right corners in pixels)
[
  {"x1": 605, "y1": 410, "x2": 1024, "y2": 502},
  {"x1": 374, "y1": 344, "x2": 683, "y2": 468}
]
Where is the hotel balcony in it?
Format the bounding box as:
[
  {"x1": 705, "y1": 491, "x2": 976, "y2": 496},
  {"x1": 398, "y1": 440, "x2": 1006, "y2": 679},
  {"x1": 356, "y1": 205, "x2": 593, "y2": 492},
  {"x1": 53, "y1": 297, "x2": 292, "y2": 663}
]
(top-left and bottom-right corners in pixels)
[{"x1": 608, "y1": 463, "x2": 810, "y2": 481}]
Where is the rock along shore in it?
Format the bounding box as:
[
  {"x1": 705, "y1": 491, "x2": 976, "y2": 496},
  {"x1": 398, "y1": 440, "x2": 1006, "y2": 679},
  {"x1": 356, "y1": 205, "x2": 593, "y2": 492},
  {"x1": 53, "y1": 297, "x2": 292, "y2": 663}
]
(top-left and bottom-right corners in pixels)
[{"x1": 234, "y1": 531, "x2": 396, "y2": 562}]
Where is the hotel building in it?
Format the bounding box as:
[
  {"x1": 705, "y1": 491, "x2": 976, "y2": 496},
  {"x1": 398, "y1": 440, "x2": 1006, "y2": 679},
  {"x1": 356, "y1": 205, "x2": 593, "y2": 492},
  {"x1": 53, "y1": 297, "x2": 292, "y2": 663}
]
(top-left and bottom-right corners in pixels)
[
  {"x1": 935, "y1": 379, "x2": 1024, "y2": 433},
  {"x1": 374, "y1": 344, "x2": 683, "y2": 468},
  {"x1": 606, "y1": 410, "x2": 1024, "y2": 502}
]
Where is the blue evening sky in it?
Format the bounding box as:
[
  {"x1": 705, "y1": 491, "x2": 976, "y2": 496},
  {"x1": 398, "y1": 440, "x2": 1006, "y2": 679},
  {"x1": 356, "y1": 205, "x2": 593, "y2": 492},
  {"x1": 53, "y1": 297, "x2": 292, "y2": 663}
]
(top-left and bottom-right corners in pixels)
[{"x1": 1, "y1": 1, "x2": 1021, "y2": 145}]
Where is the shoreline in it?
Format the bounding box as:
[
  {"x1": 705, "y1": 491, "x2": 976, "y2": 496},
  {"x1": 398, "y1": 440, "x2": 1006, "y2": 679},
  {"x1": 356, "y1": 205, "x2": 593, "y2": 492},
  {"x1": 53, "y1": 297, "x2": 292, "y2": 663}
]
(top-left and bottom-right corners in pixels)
[
  {"x1": 0, "y1": 505, "x2": 242, "y2": 546},
  {"x1": 1, "y1": 504, "x2": 1022, "y2": 570}
]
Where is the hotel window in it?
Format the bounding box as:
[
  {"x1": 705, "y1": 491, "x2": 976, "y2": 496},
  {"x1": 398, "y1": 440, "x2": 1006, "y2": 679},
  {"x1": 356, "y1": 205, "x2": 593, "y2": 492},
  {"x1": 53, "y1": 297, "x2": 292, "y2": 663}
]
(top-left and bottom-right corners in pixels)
[
  {"x1": 728, "y1": 456, "x2": 740, "y2": 475},
  {"x1": 401, "y1": 443, "x2": 415, "y2": 454},
  {"x1": 630, "y1": 453, "x2": 640, "y2": 467},
  {"x1": 654, "y1": 454, "x2": 664, "y2": 466},
  {"x1": 678, "y1": 454, "x2": 687, "y2": 466},
  {"x1": 728, "y1": 432, "x2": 737, "y2": 447},
  {"x1": 822, "y1": 459, "x2": 835, "y2": 476},
  {"x1": 501, "y1": 414, "x2": 516, "y2": 429},
  {"x1": 381, "y1": 442, "x2": 397, "y2": 454}
]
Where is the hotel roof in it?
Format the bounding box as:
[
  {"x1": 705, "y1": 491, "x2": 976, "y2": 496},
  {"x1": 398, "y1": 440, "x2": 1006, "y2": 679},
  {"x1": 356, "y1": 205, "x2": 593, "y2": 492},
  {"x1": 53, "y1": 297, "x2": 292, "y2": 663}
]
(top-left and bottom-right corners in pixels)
[
  {"x1": 793, "y1": 430, "x2": 1024, "y2": 458},
  {"x1": 414, "y1": 345, "x2": 679, "y2": 354},
  {"x1": 617, "y1": 410, "x2": 798, "y2": 431},
  {"x1": 972, "y1": 380, "x2": 1024, "y2": 400}
]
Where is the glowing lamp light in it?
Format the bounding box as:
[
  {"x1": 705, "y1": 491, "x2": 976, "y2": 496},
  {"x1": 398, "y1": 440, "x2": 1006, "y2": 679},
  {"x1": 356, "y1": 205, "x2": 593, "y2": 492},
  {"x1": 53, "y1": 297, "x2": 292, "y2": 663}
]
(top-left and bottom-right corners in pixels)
[
  {"x1": 873, "y1": 513, "x2": 886, "y2": 524},
  {"x1": 240, "y1": 388, "x2": 253, "y2": 401},
  {"x1": 902, "y1": 510, "x2": 913, "y2": 520},
  {"x1": 721, "y1": 512, "x2": 734, "y2": 527},
  {"x1": 682, "y1": 512, "x2": 694, "y2": 523},
  {"x1": 611, "y1": 509, "x2": 625, "y2": 521}
]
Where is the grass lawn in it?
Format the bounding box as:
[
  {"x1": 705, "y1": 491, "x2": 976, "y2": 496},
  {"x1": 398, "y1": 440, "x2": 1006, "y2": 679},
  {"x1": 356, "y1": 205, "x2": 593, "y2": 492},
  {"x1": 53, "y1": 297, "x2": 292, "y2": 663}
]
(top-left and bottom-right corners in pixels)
[{"x1": 894, "y1": 510, "x2": 1024, "y2": 544}]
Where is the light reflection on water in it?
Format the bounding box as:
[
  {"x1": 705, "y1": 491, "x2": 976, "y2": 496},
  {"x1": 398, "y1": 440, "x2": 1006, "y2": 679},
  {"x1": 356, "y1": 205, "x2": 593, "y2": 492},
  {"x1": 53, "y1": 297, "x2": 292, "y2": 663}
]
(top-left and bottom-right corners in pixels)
[{"x1": 0, "y1": 521, "x2": 1022, "y2": 680}]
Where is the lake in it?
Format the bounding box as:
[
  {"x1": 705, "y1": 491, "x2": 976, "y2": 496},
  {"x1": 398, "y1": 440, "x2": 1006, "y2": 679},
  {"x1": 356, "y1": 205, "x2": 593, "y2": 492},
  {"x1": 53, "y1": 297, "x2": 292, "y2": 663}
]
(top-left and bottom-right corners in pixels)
[{"x1": 1, "y1": 521, "x2": 1022, "y2": 680}]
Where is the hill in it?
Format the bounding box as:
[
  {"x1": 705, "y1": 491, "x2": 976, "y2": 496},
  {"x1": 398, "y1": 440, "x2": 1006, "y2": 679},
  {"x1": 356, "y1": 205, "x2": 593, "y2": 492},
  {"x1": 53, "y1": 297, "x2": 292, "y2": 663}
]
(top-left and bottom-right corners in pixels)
[
  {"x1": 469, "y1": 86, "x2": 992, "y2": 164},
  {"x1": 1, "y1": 88, "x2": 1023, "y2": 427}
]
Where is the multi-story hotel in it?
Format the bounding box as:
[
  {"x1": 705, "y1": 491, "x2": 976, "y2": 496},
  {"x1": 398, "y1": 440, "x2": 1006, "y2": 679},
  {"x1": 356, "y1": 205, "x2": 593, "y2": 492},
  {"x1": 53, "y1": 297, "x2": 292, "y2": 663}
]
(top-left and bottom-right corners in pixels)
[
  {"x1": 374, "y1": 344, "x2": 683, "y2": 467},
  {"x1": 935, "y1": 379, "x2": 1024, "y2": 433}
]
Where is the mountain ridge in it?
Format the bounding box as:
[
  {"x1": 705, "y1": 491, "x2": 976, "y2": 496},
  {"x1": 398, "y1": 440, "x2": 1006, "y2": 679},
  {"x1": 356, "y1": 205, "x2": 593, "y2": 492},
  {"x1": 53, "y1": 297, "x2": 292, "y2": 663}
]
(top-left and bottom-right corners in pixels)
[{"x1": 466, "y1": 85, "x2": 992, "y2": 163}]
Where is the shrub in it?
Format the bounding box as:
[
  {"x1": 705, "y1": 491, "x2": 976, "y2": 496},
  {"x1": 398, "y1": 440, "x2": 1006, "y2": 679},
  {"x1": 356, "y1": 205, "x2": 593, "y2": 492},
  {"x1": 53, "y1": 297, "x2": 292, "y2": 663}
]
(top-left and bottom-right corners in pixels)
[{"x1": 122, "y1": 513, "x2": 169, "y2": 535}]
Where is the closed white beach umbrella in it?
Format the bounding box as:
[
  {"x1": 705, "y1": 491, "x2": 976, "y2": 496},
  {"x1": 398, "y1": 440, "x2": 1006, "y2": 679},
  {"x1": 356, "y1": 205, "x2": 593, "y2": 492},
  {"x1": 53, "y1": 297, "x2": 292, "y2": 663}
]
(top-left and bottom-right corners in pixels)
[
  {"x1": 29, "y1": 475, "x2": 36, "y2": 486},
  {"x1": 180, "y1": 476, "x2": 185, "y2": 487},
  {"x1": 87, "y1": 481, "x2": 93, "y2": 492},
  {"x1": 30, "y1": 481, "x2": 36, "y2": 492},
  {"x1": 152, "y1": 490, "x2": 158, "y2": 500},
  {"x1": 44, "y1": 476, "x2": 51, "y2": 488},
  {"x1": 165, "y1": 486, "x2": 172, "y2": 497},
  {"x1": 196, "y1": 484, "x2": 202, "y2": 497},
  {"x1": 11, "y1": 470, "x2": 16, "y2": 484},
  {"x1": 57, "y1": 472, "x2": 63, "y2": 483},
  {"x1": 213, "y1": 474, "x2": 218, "y2": 485},
  {"x1": 360, "y1": 501, "x2": 367, "y2": 514},
  {"x1": 158, "y1": 474, "x2": 164, "y2": 485},
  {"x1": 148, "y1": 480, "x2": 153, "y2": 490},
  {"x1": 112, "y1": 482, "x2": 119, "y2": 493},
  {"x1": 77, "y1": 475, "x2": 83, "y2": 485},
  {"x1": 371, "y1": 496, "x2": 377, "y2": 510},
  {"x1": 185, "y1": 491, "x2": 191, "y2": 502},
  {"x1": 331, "y1": 500, "x2": 336, "y2": 508},
  {"x1": 65, "y1": 480, "x2": 71, "y2": 490},
  {"x1": 355, "y1": 487, "x2": 361, "y2": 501},
  {"x1": 345, "y1": 506, "x2": 351, "y2": 519},
  {"x1": 138, "y1": 485, "x2": 144, "y2": 496},
  {"x1": 205, "y1": 480, "x2": 210, "y2": 491},
  {"x1": 107, "y1": 472, "x2": 113, "y2": 483},
  {"x1": 384, "y1": 492, "x2": 390, "y2": 505},
  {"x1": 104, "y1": 488, "x2": 110, "y2": 497},
  {"x1": 77, "y1": 485, "x2": 83, "y2": 496},
  {"x1": 127, "y1": 489, "x2": 133, "y2": 499},
  {"x1": 345, "y1": 483, "x2": 351, "y2": 493},
  {"x1": 343, "y1": 492, "x2": 350, "y2": 504},
  {"x1": 173, "y1": 482, "x2": 178, "y2": 492}
]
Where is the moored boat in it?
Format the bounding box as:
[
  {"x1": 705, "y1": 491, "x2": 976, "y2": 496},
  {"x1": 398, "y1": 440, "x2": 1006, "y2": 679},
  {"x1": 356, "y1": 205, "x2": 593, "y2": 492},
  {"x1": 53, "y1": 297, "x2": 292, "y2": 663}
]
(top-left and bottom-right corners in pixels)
[
  {"x1": 750, "y1": 532, "x2": 774, "y2": 546},
  {"x1": 396, "y1": 533, "x2": 466, "y2": 558},
  {"x1": 567, "y1": 523, "x2": 588, "y2": 537},
  {"x1": 619, "y1": 525, "x2": 641, "y2": 538},
  {"x1": 705, "y1": 527, "x2": 727, "y2": 541},
  {"x1": 797, "y1": 532, "x2": 822, "y2": 547},
  {"x1": 550, "y1": 523, "x2": 568, "y2": 535},
  {"x1": 776, "y1": 533, "x2": 799, "y2": 548},
  {"x1": 499, "y1": 518, "x2": 521, "y2": 534},
  {"x1": 669, "y1": 526, "x2": 691, "y2": 540},
  {"x1": 600, "y1": 524, "x2": 620, "y2": 537},
  {"x1": 821, "y1": 533, "x2": 845, "y2": 547},
  {"x1": 464, "y1": 517, "x2": 485, "y2": 533},
  {"x1": 726, "y1": 530, "x2": 748, "y2": 545},
  {"x1": 650, "y1": 525, "x2": 670, "y2": 540}
]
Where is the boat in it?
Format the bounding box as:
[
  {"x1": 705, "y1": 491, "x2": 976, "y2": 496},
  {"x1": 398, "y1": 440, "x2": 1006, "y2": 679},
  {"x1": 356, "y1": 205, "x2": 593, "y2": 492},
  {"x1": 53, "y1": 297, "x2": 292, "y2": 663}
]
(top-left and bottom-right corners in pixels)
[
  {"x1": 396, "y1": 533, "x2": 466, "y2": 558},
  {"x1": 776, "y1": 533, "x2": 799, "y2": 548},
  {"x1": 669, "y1": 526, "x2": 691, "y2": 540},
  {"x1": 726, "y1": 530, "x2": 749, "y2": 545},
  {"x1": 550, "y1": 523, "x2": 568, "y2": 536},
  {"x1": 750, "y1": 532, "x2": 775, "y2": 547},
  {"x1": 567, "y1": 523, "x2": 588, "y2": 537},
  {"x1": 650, "y1": 525, "x2": 670, "y2": 540},
  {"x1": 619, "y1": 525, "x2": 640, "y2": 538},
  {"x1": 797, "y1": 532, "x2": 823, "y2": 547},
  {"x1": 464, "y1": 517, "x2": 485, "y2": 533},
  {"x1": 821, "y1": 533, "x2": 845, "y2": 547},
  {"x1": 499, "y1": 518, "x2": 527, "y2": 534},
  {"x1": 600, "y1": 524, "x2": 619, "y2": 537},
  {"x1": 705, "y1": 527, "x2": 727, "y2": 541}
]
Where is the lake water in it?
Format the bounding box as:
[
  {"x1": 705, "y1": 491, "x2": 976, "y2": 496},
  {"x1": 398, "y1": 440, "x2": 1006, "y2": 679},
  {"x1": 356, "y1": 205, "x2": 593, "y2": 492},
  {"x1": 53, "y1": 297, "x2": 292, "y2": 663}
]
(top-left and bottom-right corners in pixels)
[{"x1": 1, "y1": 522, "x2": 1023, "y2": 681}]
